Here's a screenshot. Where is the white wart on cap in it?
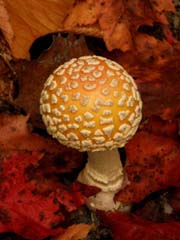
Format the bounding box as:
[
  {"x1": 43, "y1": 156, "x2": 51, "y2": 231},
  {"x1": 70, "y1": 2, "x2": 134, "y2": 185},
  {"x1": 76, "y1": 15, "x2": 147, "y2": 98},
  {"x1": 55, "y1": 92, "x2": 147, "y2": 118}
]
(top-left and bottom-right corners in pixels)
[{"x1": 40, "y1": 55, "x2": 142, "y2": 152}]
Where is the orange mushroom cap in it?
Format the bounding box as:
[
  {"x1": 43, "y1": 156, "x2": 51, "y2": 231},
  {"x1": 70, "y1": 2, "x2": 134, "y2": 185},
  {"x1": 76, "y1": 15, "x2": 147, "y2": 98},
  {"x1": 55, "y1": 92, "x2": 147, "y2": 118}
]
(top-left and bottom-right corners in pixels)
[{"x1": 40, "y1": 55, "x2": 142, "y2": 151}]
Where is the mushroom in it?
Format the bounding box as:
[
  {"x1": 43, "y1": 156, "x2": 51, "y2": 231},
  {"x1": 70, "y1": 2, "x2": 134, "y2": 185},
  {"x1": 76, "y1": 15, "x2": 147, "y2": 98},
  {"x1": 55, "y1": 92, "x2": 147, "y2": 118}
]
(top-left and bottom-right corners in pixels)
[{"x1": 40, "y1": 55, "x2": 142, "y2": 211}]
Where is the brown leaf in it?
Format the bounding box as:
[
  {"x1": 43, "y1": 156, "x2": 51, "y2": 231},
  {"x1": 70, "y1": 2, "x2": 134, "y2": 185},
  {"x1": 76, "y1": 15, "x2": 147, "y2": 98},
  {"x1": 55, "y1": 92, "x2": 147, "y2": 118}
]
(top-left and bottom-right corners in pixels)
[
  {"x1": 65, "y1": 0, "x2": 175, "y2": 51},
  {"x1": 104, "y1": 22, "x2": 132, "y2": 52},
  {"x1": 54, "y1": 224, "x2": 95, "y2": 240},
  {"x1": 0, "y1": 0, "x2": 14, "y2": 48},
  {"x1": 150, "y1": 0, "x2": 175, "y2": 12},
  {"x1": 13, "y1": 34, "x2": 91, "y2": 128},
  {"x1": 106, "y1": 44, "x2": 180, "y2": 120},
  {"x1": 0, "y1": 58, "x2": 14, "y2": 101},
  {"x1": 64, "y1": 1, "x2": 101, "y2": 27},
  {"x1": 142, "y1": 116, "x2": 179, "y2": 138},
  {"x1": 0, "y1": 0, "x2": 75, "y2": 59},
  {"x1": 136, "y1": 51, "x2": 180, "y2": 120},
  {"x1": 0, "y1": 0, "x2": 175, "y2": 59},
  {"x1": 0, "y1": 33, "x2": 15, "y2": 101}
]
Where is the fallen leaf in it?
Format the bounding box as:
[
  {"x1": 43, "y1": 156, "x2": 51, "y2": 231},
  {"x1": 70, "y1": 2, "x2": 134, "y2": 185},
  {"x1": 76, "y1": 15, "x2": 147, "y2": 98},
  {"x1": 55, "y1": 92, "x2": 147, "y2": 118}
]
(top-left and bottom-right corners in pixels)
[
  {"x1": 136, "y1": 55, "x2": 180, "y2": 120},
  {"x1": 142, "y1": 116, "x2": 179, "y2": 138},
  {"x1": 116, "y1": 128, "x2": 180, "y2": 203},
  {"x1": 105, "y1": 22, "x2": 132, "y2": 52},
  {"x1": 151, "y1": 0, "x2": 175, "y2": 12},
  {"x1": 99, "y1": 211, "x2": 180, "y2": 240},
  {"x1": 0, "y1": 0, "x2": 75, "y2": 59},
  {"x1": 0, "y1": 152, "x2": 64, "y2": 240},
  {"x1": 0, "y1": 150, "x2": 92, "y2": 239},
  {"x1": 107, "y1": 44, "x2": 180, "y2": 120},
  {"x1": 54, "y1": 223, "x2": 95, "y2": 240},
  {"x1": 65, "y1": 0, "x2": 175, "y2": 52},
  {"x1": 0, "y1": 0, "x2": 175, "y2": 59},
  {"x1": 0, "y1": 38, "x2": 15, "y2": 101},
  {"x1": 14, "y1": 34, "x2": 91, "y2": 129},
  {"x1": 0, "y1": 57, "x2": 14, "y2": 101},
  {"x1": 134, "y1": 33, "x2": 173, "y2": 62},
  {"x1": 169, "y1": 188, "x2": 180, "y2": 213},
  {"x1": 133, "y1": 194, "x2": 172, "y2": 222},
  {"x1": 0, "y1": 113, "x2": 84, "y2": 173}
]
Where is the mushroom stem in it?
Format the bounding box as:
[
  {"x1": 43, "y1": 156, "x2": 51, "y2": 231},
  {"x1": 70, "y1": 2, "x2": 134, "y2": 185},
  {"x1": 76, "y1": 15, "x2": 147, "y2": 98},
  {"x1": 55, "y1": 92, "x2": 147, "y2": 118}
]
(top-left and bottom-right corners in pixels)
[{"x1": 78, "y1": 149, "x2": 126, "y2": 211}]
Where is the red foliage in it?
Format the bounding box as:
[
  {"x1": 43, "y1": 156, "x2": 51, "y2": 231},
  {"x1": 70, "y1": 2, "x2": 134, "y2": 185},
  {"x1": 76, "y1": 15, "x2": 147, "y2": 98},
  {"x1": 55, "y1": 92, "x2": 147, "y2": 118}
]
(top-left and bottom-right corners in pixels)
[
  {"x1": 142, "y1": 116, "x2": 179, "y2": 138},
  {"x1": 0, "y1": 113, "x2": 99, "y2": 239},
  {"x1": 105, "y1": 45, "x2": 180, "y2": 121},
  {"x1": 55, "y1": 182, "x2": 99, "y2": 212},
  {"x1": 116, "y1": 118, "x2": 180, "y2": 203},
  {"x1": 0, "y1": 113, "x2": 83, "y2": 173},
  {"x1": 169, "y1": 188, "x2": 180, "y2": 213},
  {"x1": 0, "y1": 152, "x2": 89, "y2": 240},
  {"x1": 0, "y1": 152, "x2": 63, "y2": 240},
  {"x1": 0, "y1": 113, "x2": 66, "y2": 153},
  {"x1": 136, "y1": 57, "x2": 180, "y2": 120},
  {"x1": 99, "y1": 211, "x2": 180, "y2": 240}
]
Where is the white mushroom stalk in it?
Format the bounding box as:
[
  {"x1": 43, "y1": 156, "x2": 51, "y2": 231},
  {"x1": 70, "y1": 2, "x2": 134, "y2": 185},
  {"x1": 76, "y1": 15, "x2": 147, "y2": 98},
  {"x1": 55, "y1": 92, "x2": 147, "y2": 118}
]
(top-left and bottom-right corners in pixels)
[
  {"x1": 79, "y1": 150, "x2": 123, "y2": 192},
  {"x1": 40, "y1": 55, "x2": 142, "y2": 211},
  {"x1": 78, "y1": 149, "x2": 125, "y2": 211}
]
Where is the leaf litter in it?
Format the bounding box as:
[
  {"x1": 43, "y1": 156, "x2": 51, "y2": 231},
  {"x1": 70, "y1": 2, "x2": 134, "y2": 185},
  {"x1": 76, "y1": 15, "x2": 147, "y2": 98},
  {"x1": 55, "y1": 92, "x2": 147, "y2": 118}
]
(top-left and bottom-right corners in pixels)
[{"x1": 0, "y1": 1, "x2": 180, "y2": 239}]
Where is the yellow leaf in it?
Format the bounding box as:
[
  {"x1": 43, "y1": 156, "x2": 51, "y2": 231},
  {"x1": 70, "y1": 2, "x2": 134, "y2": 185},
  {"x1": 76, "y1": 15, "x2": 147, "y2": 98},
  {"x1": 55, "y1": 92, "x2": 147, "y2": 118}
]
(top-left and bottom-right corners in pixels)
[{"x1": 54, "y1": 224, "x2": 95, "y2": 240}]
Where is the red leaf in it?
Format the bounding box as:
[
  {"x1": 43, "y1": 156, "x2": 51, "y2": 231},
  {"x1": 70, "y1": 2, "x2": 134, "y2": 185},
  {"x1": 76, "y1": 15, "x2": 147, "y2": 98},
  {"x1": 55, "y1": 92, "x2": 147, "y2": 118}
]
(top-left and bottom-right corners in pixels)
[
  {"x1": 169, "y1": 188, "x2": 180, "y2": 213},
  {"x1": 136, "y1": 49, "x2": 180, "y2": 120},
  {"x1": 56, "y1": 183, "x2": 87, "y2": 212},
  {"x1": 99, "y1": 211, "x2": 180, "y2": 240},
  {"x1": 60, "y1": 182, "x2": 99, "y2": 212},
  {"x1": 0, "y1": 152, "x2": 64, "y2": 240},
  {"x1": 142, "y1": 116, "x2": 179, "y2": 138},
  {"x1": 116, "y1": 130, "x2": 180, "y2": 203},
  {"x1": 0, "y1": 113, "x2": 83, "y2": 173},
  {"x1": 163, "y1": 25, "x2": 175, "y2": 44},
  {"x1": 106, "y1": 46, "x2": 180, "y2": 121},
  {"x1": 0, "y1": 113, "x2": 67, "y2": 153},
  {"x1": 0, "y1": 151, "x2": 91, "y2": 239}
]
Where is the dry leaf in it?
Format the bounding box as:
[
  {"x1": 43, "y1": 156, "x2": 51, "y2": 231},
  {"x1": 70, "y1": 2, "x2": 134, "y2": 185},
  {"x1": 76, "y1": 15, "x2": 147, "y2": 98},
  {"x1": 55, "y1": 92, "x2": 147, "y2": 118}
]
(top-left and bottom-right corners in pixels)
[
  {"x1": 116, "y1": 126, "x2": 180, "y2": 203},
  {"x1": 54, "y1": 224, "x2": 95, "y2": 240},
  {"x1": 0, "y1": 113, "x2": 84, "y2": 173},
  {"x1": 0, "y1": 0, "x2": 175, "y2": 59},
  {"x1": 151, "y1": 0, "x2": 175, "y2": 12},
  {"x1": 99, "y1": 211, "x2": 180, "y2": 240},
  {"x1": 14, "y1": 34, "x2": 91, "y2": 128},
  {"x1": 0, "y1": 58, "x2": 14, "y2": 100},
  {"x1": 64, "y1": 0, "x2": 175, "y2": 51},
  {"x1": 0, "y1": 0, "x2": 75, "y2": 59},
  {"x1": 106, "y1": 44, "x2": 180, "y2": 120},
  {"x1": 136, "y1": 49, "x2": 180, "y2": 120}
]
